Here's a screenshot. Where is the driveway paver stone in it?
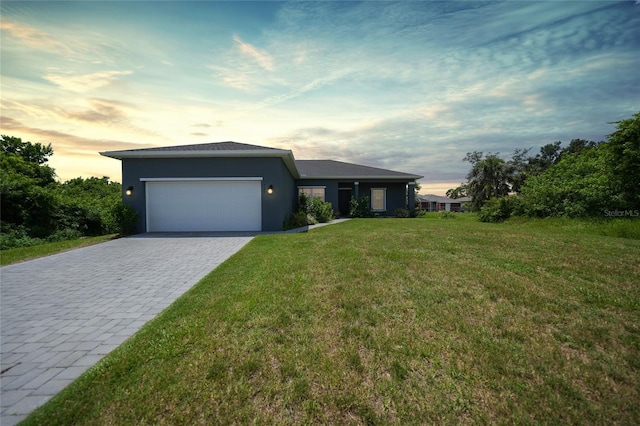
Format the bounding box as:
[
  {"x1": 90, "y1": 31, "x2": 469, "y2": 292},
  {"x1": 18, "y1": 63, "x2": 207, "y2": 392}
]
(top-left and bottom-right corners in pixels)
[{"x1": 1, "y1": 233, "x2": 254, "y2": 425}]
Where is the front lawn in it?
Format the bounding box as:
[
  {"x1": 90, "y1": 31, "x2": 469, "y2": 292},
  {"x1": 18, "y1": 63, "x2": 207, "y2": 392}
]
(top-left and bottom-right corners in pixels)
[{"x1": 24, "y1": 216, "x2": 640, "y2": 424}]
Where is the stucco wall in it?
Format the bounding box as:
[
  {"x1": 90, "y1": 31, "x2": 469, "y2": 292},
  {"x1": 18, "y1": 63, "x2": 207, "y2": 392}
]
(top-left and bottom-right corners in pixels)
[
  {"x1": 121, "y1": 157, "x2": 296, "y2": 233},
  {"x1": 295, "y1": 179, "x2": 410, "y2": 215}
]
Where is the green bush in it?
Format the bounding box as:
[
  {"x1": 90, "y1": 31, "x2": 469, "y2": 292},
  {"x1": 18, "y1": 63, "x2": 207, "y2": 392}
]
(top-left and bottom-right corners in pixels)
[
  {"x1": 479, "y1": 197, "x2": 516, "y2": 223},
  {"x1": 306, "y1": 197, "x2": 334, "y2": 223},
  {"x1": 46, "y1": 228, "x2": 83, "y2": 242},
  {"x1": 283, "y1": 210, "x2": 309, "y2": 230},
  {"x1": 0, "y1": 224, "x2": 44, "y2": 250},
  {"x1": 439, "y1": 210, "x2": 456, "y2": 219},
  {"x1": 410, "y1": 208, "x2": 425, "y2": 218},
  {"x1": 394, "y1": 208, "x2": 410, "y2": 218},
  {"x1": 350, "y1": 196, "x2": 373, "y2": 218},
  {"x1": 283, "y1": 195, "x2": 334, "y2": 230},
  {"x1": 107, "y1": 202, "x2": 139, "y2": 235}
]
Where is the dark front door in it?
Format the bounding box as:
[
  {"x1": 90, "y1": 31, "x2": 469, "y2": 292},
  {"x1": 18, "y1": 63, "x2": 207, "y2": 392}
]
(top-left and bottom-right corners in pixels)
[{"x1": 338, "y1": 188, "x2": 352, "y2": 217}]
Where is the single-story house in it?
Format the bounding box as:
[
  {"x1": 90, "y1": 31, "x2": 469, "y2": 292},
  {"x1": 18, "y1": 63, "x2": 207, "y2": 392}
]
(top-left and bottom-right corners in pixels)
[
  {"x1": 418, "y1": 194, "x2": 471, "y2": 212},
  {"x1": 100, "y1": 141, "x2": 423, "y2": 233}
]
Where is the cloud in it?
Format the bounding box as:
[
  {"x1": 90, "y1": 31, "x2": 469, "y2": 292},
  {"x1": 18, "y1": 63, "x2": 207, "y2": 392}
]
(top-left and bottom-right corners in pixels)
[
  {"x1": 60, "y1": 99, "x2": 130, "y2": 124},
  {"x1": 0, "y1": 115, "x2": 140, "y2": 156},
  {"x1": 0, "y1": 20, "x2": 73, "y2": 55},
  {"x1": 233, "y1": 34, "x2": 274, "y2": 71},
  {"x1": 42, "y1": 70, "x2": 132, "y2": 92}
]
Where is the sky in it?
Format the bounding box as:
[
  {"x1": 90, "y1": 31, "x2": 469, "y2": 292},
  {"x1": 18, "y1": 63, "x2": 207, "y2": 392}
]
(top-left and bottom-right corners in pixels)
[{"x1": 1, "y1": 1, "x2": 639, "y2": 195}]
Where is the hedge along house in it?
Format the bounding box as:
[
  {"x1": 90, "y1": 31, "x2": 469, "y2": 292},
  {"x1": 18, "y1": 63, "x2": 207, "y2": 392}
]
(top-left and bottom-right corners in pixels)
[{"x1": 100, "y1": 142, "x2": 423, "y2": 233}]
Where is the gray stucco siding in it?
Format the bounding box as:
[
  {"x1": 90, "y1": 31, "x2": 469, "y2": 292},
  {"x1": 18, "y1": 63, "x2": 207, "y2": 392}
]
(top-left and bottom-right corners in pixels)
[
  {"x1": 295, "y1": 179, "x2": 411, "y2": 215},
  {"x1": 357, "y1": 181, "x2": 409, "y2": 214},
  {"x1": 121, "y1": 157, "x2": 295, "y2": 232}
]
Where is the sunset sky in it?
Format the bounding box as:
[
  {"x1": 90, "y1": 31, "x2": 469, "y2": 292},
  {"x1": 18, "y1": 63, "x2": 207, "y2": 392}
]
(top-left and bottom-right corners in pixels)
[{"x1": 1, "y1": 1, "x2": 638, "y2": 195}]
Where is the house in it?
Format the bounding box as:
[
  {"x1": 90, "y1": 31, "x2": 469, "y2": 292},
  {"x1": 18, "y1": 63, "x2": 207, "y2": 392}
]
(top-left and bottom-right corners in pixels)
[
  {"x1": 100, "y1": 141, "x2": 423, "y2": 233},
  {"x1": 418, "y1": 194, "x2": 471, "y2": 212}
]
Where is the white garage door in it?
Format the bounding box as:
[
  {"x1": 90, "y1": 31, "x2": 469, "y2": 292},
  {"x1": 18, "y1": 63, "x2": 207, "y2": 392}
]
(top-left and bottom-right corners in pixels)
[{"x1": 145, "y1": 179, "x2": 262, "y2": 232}]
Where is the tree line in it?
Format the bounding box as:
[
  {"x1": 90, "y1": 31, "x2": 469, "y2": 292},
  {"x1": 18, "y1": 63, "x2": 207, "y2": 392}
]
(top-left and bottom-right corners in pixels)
[
  {"x1": 1, "y1": 135, "x2": 137, "y2": 249},
  {"x1": 447, "y1": 112, "x2": 639, "y2": 222}
]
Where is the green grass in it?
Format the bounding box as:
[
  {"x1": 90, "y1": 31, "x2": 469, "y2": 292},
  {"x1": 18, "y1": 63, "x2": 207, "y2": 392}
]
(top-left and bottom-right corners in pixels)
[
  {"x1": 0, "y1": 234, "x2": 118, "y2": 266},
  {"x1": 23, "y1": 216, "x2": 640, "y2": 424}
]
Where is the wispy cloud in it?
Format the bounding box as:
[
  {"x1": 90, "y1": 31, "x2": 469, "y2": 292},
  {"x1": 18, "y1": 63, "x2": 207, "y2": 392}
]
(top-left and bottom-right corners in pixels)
[
  {"x1": 42, "y1": 70, "x2": 132, "y2": 92},
  {"x1": 0, "y1": 20, "x2": 73, "y2": 55},
  {"x1": 233, "y1": 34, "x2": 274, "y2": 71}
]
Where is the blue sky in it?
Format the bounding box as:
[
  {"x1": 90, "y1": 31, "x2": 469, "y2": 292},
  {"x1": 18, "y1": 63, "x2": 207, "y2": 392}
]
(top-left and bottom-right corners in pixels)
[{"x1": 1, "y1": 1, "x2": 638, "y2": 194}]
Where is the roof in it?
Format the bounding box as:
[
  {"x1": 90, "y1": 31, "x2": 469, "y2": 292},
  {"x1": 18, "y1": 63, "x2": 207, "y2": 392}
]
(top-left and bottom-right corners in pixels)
[
  {"x1": 100, "y1": 141, "x2": 298, "y2": 177},
  {"x1": 418, "y1": 194, "x2": 471, "y2": 203},
  {"x1": 100, "y1": 141, "x2": 286, "y2": 156},
  {"x1": 100, "y1": 142, "x2": 422, "y2": 181},
  {"x1": 296, "y1": 160, "x2": 422, "y2": 180}
]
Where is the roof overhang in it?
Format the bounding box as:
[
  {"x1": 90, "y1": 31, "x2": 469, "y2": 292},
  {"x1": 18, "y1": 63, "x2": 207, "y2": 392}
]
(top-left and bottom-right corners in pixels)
[
  {"x1": 100, "y1": 148, "x2": 300, "y2": 179},
  {"x1": 298, "y1": 174, "x2": 423, "y2": 181}
]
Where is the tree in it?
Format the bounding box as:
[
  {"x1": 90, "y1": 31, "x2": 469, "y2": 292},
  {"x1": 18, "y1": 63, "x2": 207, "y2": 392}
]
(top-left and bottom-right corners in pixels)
[
  {"x1": 1, "y1": 136, "x2": 58, "y2": 237},
  {"x1": 446, "y1": 184, "x2": 468, "y2": 199},
  {"x1": 518, "y1": 144, "x2": 616, "y2": 217},
  {"x1": 464, "y1": 152, "x2": 511, "y2": 209},
  {"x1": 525, "y1": 141, "x2": 562, "y2": 177},
  {"x1": 506, "y1": 147, "x2": 532, "y2": 193},
  {"x1": 0, "y1": 135, "x2": 127, "y2": 248},
  {"x1": 1, "y1": 135, "x2": 53, "y2": 165},
  {"x1": 607, "y1": 112, "x2": 640, "y2": 209}
]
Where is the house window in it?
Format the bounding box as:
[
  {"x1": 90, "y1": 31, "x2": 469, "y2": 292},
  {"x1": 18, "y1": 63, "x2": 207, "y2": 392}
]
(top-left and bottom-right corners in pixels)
[
  {"x1": 371, "y1": 188, "x2": 386, "y2": 211},
  {"x1": 299, "y1": 187, "x2": 325, "y2": 201}
]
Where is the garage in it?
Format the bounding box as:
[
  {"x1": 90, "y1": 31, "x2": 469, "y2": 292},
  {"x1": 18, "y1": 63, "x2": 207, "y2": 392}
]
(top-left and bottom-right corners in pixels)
[{"x1": 144, "y1": 178, "x2": 262, "y2": 232}]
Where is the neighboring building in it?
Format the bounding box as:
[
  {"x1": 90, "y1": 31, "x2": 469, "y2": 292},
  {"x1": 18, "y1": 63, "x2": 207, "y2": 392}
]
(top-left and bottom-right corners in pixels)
[
  {"x1": 100, "y1": 141, "x2": 423, "y2": 233},
  {"x1": 418, "y1": 194, "x2": 471, "y2": 212}
]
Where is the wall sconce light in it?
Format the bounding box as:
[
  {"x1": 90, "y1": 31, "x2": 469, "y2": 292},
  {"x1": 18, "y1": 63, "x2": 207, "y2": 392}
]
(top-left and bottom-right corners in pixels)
[
  {"x1": 267, "y1": 184, "x2": 274, "y2": 195},
  {"x1": 125, "y1": 186, "x2": 133, "y2": 196}
]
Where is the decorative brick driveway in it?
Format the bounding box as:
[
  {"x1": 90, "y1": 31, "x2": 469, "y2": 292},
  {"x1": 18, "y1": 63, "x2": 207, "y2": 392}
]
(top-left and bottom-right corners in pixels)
[{"x1": 0, "y1": 233, "x2": 254, "y2": 425}]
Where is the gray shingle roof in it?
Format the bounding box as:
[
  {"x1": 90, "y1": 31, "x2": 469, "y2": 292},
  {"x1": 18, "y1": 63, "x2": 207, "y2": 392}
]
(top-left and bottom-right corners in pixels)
[
  {"x1": 105, "y1": 141, "x2": 284, "y2": 153},
  {"x1": 418, "y1": 194, "x2": 471, "y2": 203},
  {"x1": 101, "y1": 142, "x2": 422, "y2": 181},
  {"x1": 296, "y1": 160, "x2": 421, "y2": 180}
]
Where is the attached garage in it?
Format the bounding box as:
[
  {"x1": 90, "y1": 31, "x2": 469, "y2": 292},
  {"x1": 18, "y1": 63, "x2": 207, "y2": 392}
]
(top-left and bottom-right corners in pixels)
[{"x1": 143, "y1": 178, "x2": 262, "y2": 232}]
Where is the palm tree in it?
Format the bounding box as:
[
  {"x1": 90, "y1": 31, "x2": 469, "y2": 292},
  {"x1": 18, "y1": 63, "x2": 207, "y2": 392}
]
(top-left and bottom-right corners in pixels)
[{"x1": 466, "y1": 155, "x2": 510, "y2": 209}]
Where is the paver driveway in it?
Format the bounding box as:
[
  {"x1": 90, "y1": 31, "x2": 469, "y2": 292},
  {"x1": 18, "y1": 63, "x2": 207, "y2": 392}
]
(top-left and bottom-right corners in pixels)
[{"x1": 0, "y1": 233, "x2": 255, "y2": 425}]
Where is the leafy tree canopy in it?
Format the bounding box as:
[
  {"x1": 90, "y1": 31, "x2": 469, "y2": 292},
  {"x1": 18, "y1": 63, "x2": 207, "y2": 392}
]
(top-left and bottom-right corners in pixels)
[
  {"x1": 607, "y1": 112, "x2": 640, "y2": 209},
  {"x1": 1, "y1": 135, "x2": 53, "y2": 165}
]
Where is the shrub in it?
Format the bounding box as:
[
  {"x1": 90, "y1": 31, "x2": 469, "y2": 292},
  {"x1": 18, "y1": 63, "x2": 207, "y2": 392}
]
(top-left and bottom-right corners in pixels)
[
  {"x1": 394, "y1": 208, "x2": 410, "y2": 218},
  {"x1": 107, "y1": 202, "x2": 139, "y2": 235},
  {"x1": 439, "y1": 210, "x2": 456, "y2": 219},
  {"x1": 0, "y1": 224, "x2": 44, "y2": 250},
  {"x1": 46, "y1": 228, "x2": 83, "y2": 242},
  {"x1": 411, "y1": 208, "x2": 426, "y2": 218},
  {"x1": 306, "y1": 197, "x2": 334, "y2": 223},
  {"x1": 283, "y1": 210, "x2": 309, "y2": 230},
  {"x1": 350, "y1": 196, "x2": 373, "y2": 218},
  {"x1": 479, "y1": 197, "x2": 516, "y2": 223}
]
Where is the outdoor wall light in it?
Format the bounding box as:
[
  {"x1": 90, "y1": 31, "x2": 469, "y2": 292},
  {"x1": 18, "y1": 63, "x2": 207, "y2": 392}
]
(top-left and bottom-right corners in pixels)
[
  {"x1": 267, "y1": 184, "x2": 274, "y2": 195},
  {"x1": 125, "y1": 186, "x2": 133, "y2": 196}
]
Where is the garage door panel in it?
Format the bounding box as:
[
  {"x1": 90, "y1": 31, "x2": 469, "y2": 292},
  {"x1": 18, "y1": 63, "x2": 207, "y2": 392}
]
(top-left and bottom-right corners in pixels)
[{"x1": 146, "y1": 180, "x2": 261, "y2": 232}]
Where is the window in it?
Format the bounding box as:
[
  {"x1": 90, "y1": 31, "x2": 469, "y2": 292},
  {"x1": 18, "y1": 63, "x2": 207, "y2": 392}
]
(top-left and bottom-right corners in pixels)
[
  {"x1": 298, "y1": 187, "x2": 325, "y2": 201},
  {"x1": 371, "y1": 188, "x2": 386, "y2": 211}
]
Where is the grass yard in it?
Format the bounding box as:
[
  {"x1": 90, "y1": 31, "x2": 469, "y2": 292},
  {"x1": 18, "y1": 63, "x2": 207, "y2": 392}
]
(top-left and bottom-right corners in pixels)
[
  {"x1": 0, "y1": 234, "x2": 118, "y2": 266},
  {"x1": 23, "y1": 216, "x2": 640, "y2": 424}
]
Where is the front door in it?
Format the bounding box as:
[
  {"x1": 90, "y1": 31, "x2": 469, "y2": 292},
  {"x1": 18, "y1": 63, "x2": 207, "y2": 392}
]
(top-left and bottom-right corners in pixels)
[{"x1": 338, "y1": 188, "x2": 352, "y2": 217}]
